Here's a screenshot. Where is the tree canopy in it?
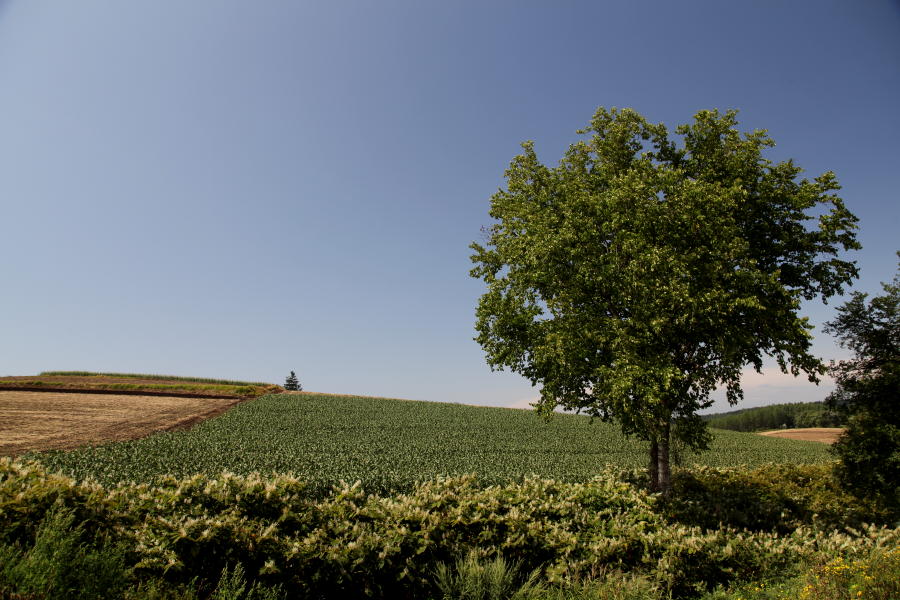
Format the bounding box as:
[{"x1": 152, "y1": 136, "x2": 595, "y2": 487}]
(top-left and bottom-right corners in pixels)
[
  {"x1": 825, "y1": 256, "x2": 899, "y2": 510},
  {"x1": 470, "y1": 107, "x2": 859, "y2": 491}
]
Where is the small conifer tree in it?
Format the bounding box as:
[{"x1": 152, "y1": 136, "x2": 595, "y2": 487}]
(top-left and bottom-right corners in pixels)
[{"x1": 284, "y1": 371, "x2": 301, "y2": 391}]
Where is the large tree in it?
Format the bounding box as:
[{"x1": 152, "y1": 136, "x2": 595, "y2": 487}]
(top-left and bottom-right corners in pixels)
[
  {"x1": 470, "y1": 107, "x2": 859, "y2": 493},
  {"x1": 824, "y1": 256, "x2": 899, "y2": 510}
]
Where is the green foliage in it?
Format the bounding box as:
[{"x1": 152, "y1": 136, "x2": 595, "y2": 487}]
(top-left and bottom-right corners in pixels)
[
  {"x1": 541, "y1": 574, "x2": 660, "y2": 600},
  {"x1": 470, "y1": 106, "x2": 859, "y2": 490},
  {"x1": 0, "y1": 507, "x2": 285, "y2": 600},
  {"x1": 824, "y1": 258, "x2": 900, "y2": 511},
  {"x1": 830, "y1": 414, "x2": 899, "y2": 509},
  {"x1": 283, "y1": 372, "x2": 300, "y2": 392},
  {"x1": 433, "y1": 551, "x2": 545, "y2": 600},
  {"x1": 2, "y1": 459, "x2": 897, "y2": 600},
  {"x1": 700, "y1": 579, "x2": 801, "y2": 600},
  {"x1": 0, "y1": 504, "x2": 129, "y2": 600},
  {"x1": 704, "y1": 402, "x2": 843, "y2": 432},
  {"x1": 796, "y1": 547, "x2": 900, "y2": 600},
  {"x1": 30, "y1": 394, "x2": 830, "y2": 492},
  {"x1": 700, "y1": 546, "x2": 900, "y2": 600},
  {"x1": 660, "y1": 464, "x2": 891, "y2": 533},
  {"x1": 123, "y1": 579, "x2": 201, "y2": 600},
  {"x1": 211, "y1": 565, "x2": 284, "y2": 600}
]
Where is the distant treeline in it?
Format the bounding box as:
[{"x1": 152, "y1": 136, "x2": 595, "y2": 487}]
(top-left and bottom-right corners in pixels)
[{"x1": 704, "y1": 401, "x2": 844, "y2": 432}]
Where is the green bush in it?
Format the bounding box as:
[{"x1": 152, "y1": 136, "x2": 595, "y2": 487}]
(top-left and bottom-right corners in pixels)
[
  {"x1": 700, "y1": 545, "x2": 900, "y2": 600},
  {"x1": 210, "y1": 565, "x2": 284, "y2": 600},
  {"x1": 831, "y1": 413, "x2": 900, "y2": 515},
  {"x1": 0, "y1": 504, "x2": 129, "y2": 600},
  {"x1": 433, "y1": 551, "x2": 545, "y2": 600},
  {"x1": 661, "y1": 464, "x2": 890, "y2": 533},
  {"x1": 1, "y1": 459, "x2": 898, "y2": 599},
  {"x1": 541, "y1": 574, "x2": 660, "y2": 600},
  {"x1": 432, "y1": 554, "x2": 661, "y2": 600}
]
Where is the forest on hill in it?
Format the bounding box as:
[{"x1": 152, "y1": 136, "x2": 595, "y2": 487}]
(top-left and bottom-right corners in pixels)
[{"x1": 704, "y1": 401, "x2": 844, "y2": 432}]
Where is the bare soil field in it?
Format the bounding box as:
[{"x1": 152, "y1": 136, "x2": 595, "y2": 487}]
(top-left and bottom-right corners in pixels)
[
  {"x1": 0, "y1": 391, "x2": 243, "y2": 456},
  {"x1": 757, "y1": 427, "x2": 845, "y2": 444}
]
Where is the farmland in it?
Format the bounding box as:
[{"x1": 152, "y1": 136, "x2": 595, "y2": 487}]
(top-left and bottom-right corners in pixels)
[
  {"x1": 0, "y1": 372, "x2": 280, "y2": 399},
  {"x1": 31, "y1": 392, "x2": 831, "y2": 492},
  {"x1": 703, "y1": 401, "x2": 843, "y2": 432},
  {"x1": 0, "y1": 390, "x2": 243, "y2": 456},
  {"x1": 758, "y1": 427, "x2": 845, "y2": 444},
  {"x1": 4, "y1": 390, "x2": 897, "y2": 599}
]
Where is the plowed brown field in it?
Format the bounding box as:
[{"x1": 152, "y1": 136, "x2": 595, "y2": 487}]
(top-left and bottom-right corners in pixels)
[
  {"x1": 0, "y1": 391, "x2": 242, "y2": 455},
  {"x1": 757, "y1": 427, "x2": 844, "y2": 444}
]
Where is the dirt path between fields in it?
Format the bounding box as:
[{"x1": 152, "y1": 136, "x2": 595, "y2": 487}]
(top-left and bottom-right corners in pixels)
[
  {"x1": 0, "y1": 391, "x2": 243, "y2": 456},
  {"x1": 757, "y1": 427, "x2": 844, "y2": 444}
]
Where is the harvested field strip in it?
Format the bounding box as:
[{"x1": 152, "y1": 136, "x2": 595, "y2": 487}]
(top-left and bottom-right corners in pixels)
[
  {"x1": 0, "y1": 376, "x2": 280, "y2": 398},
  {"x1": 0, "y1": 391, "x2": 244, "y2": 456},
  {"x1": 758, "y1": 427, "x2": 845, "y2": 444},
  {"x1": 0, "y1": 385, "x2": 243, "y2": 399},
  {"x1": 38, "y1": 371, "x2": 272, "y2": 387},
  {"x1": 0, "y1": 381, "x2": 250, "y2": 398}
]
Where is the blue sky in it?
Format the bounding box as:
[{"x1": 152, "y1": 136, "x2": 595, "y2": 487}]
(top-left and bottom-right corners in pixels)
[{"x1": 1, "y1": 1, "x2": 898, "y2": 412}]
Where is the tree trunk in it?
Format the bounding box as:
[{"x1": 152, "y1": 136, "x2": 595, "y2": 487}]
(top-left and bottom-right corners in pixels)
[
  {"x1": 649, "y1": 439, "x2": 659, "y2": 492},
  {"x1": 658, "y1": 418, "x2": 672, "y2": 496}
]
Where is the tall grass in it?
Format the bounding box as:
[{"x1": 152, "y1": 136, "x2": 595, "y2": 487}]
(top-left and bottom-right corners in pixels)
[{"x1": 434, "y1": 551, "x2": 546, "y2": 600}]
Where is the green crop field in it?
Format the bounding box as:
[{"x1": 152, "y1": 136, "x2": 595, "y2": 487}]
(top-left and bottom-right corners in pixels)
[{"x1": 32, "y1": 393, "x2": 831, "y2": 493}]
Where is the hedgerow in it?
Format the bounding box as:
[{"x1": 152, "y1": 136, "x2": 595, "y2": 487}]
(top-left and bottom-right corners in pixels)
[
  {"x1": 660, "y1": 464, "x2": 895, "y2": 533},
  {"x1": 1, "y1": 459, "x2": 896, "y2": 599}
]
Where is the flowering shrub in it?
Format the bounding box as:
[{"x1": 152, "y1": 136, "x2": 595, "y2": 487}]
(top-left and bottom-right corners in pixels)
[
  {"x1": 798, "y1": 548, "x2": 900, "y2": 600},
  {"x1": 1, "y1": 459, "x2": 897, "y2": 599}
]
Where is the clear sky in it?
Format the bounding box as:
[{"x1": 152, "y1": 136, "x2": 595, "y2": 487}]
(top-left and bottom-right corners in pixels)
[{"x1": 1, "y1": 1, "x2": 898, "y2": 412}]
